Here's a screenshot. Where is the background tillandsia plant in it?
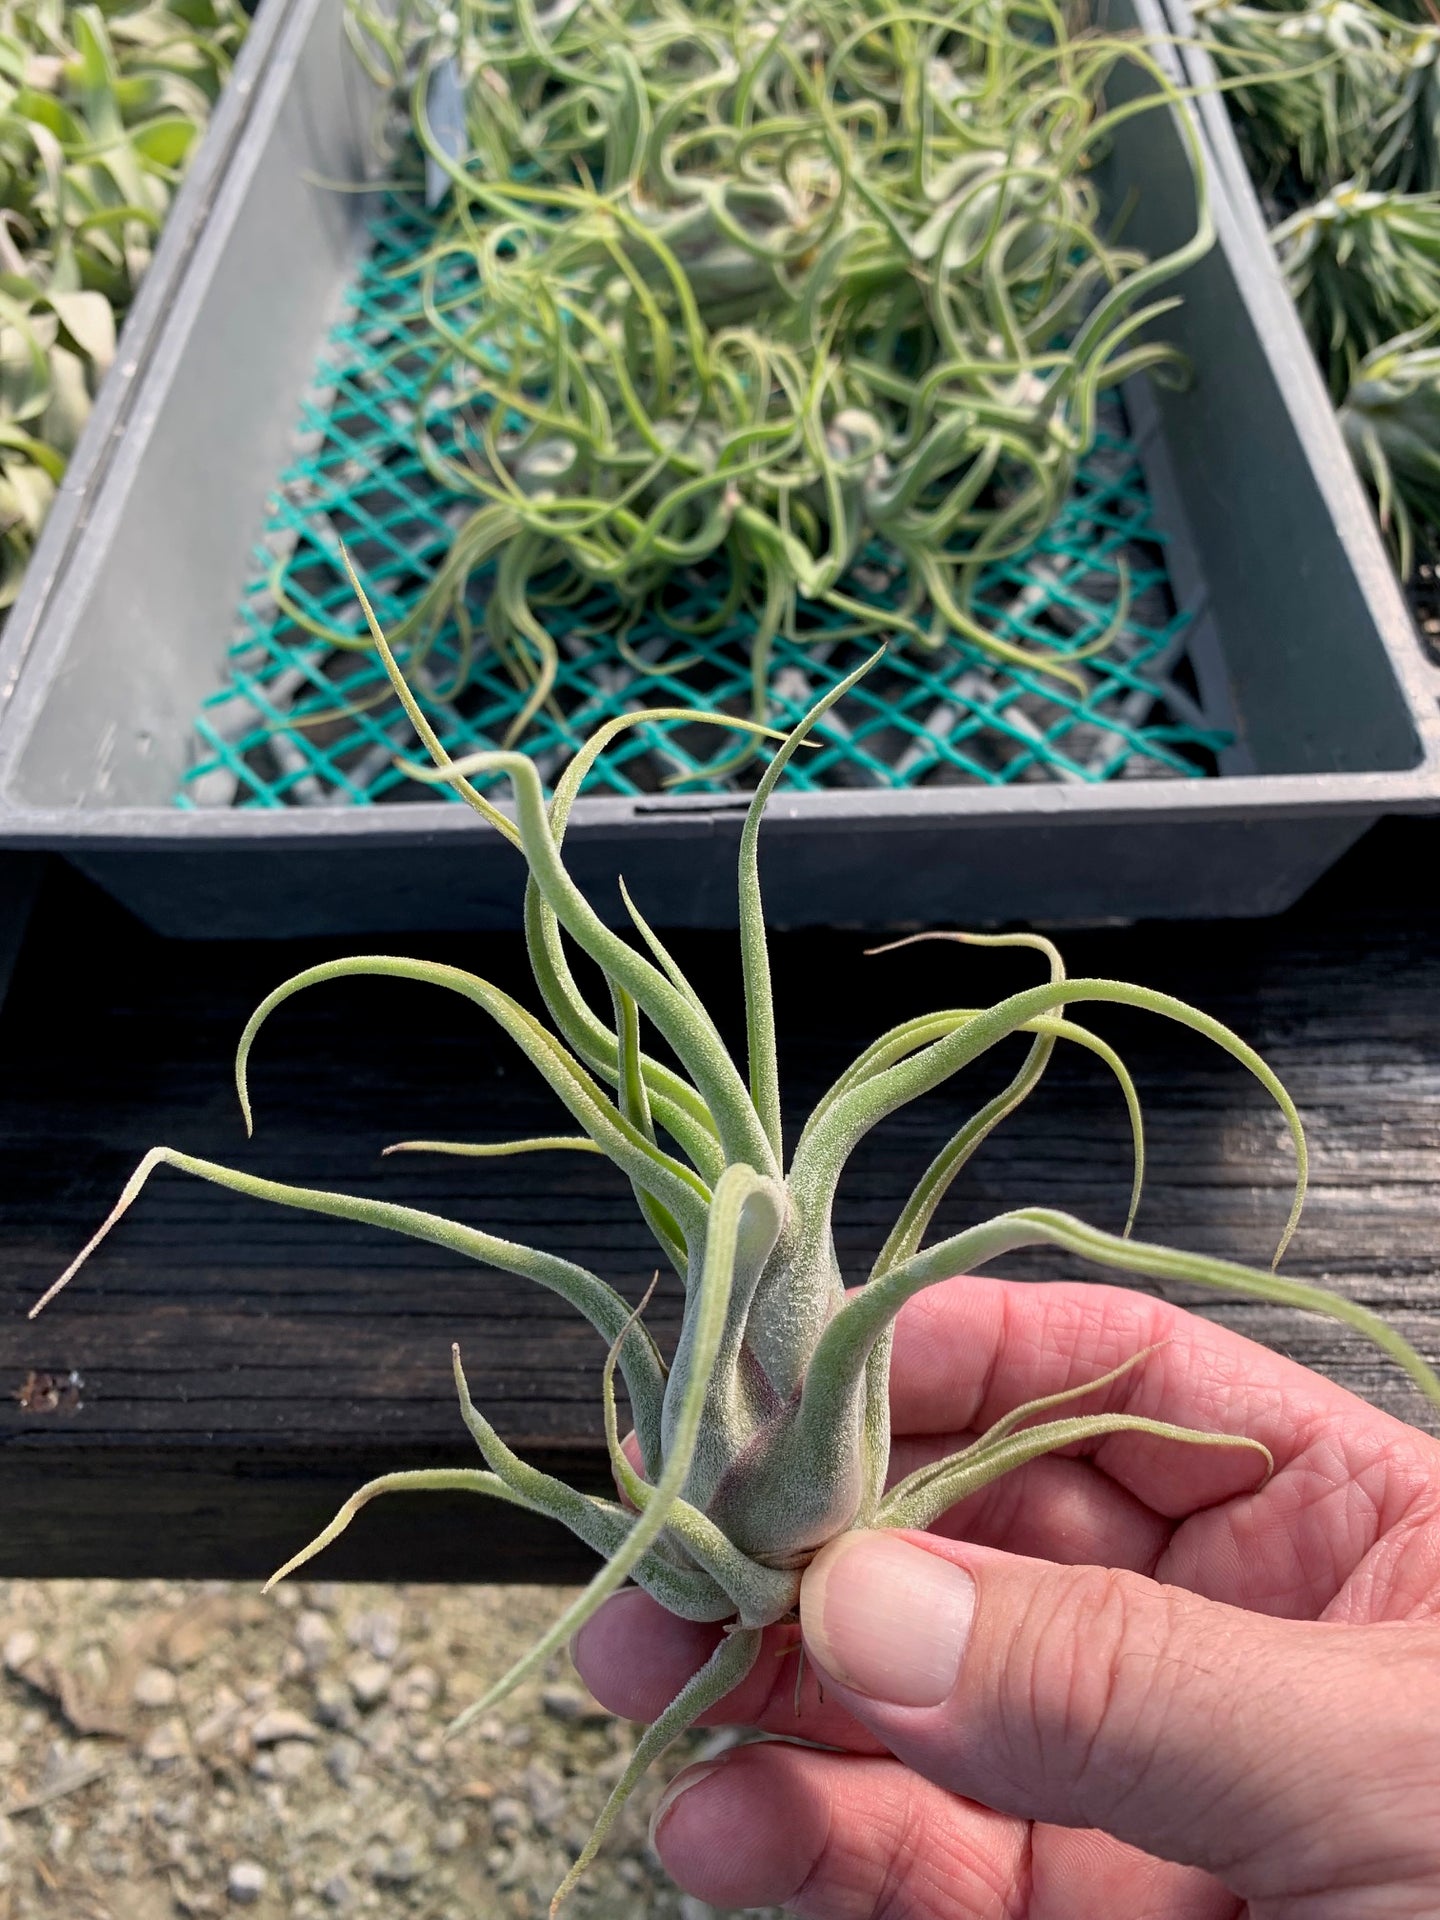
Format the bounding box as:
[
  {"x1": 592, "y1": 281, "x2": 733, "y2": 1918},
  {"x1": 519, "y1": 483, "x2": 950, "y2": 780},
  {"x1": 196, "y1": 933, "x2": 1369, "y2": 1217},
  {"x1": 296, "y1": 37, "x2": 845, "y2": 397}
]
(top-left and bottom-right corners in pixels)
[
  {"x1": 1187, "y1": 0, "x2": 1440, "y2": 578},
  {"x1": 1192, "y1": 0, "x2": 1440, "y2": 199},
  {"x1": 1272, "y1": 183, "x2": 1440, "y2": 390},
  {"x1": 0, "y1": 0, "x2": 248, "y2": 611},
  {"x1": 33, "y1": 586, "x2": 1440, "y2": 1911},
  {"x1": 283, "y1": 0, "x2": 1213, "y2": 771},
  {"x1": 1339, "y1": 322, "x2": 1440, "y2": 578}
]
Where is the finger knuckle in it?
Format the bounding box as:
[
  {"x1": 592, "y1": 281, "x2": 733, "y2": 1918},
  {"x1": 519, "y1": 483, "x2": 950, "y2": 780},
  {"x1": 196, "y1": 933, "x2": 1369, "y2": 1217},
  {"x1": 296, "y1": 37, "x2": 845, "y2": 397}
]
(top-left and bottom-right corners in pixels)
[{"x1": 797, "y1": 1783, "x2": 1020, "y2": 1920}]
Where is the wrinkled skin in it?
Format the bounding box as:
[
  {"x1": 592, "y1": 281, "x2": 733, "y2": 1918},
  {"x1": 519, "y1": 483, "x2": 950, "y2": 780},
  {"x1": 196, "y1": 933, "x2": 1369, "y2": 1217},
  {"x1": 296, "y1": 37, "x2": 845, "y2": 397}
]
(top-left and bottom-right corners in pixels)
[{"x1": 576, "y1": 1274, "x2": 1440, "y2": 1920}]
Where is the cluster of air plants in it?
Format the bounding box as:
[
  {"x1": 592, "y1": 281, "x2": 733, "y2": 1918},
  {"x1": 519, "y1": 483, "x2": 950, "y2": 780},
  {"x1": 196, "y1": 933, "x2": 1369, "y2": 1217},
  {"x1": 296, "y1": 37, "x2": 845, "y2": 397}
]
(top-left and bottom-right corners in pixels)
[
  {"x1": 1193, "y1": 0, "x2": 1440, "y2": 194},
  {"x1": 0, "y1": 0, "x2": 248, "y2": 611},
  {"x1": 304, "y1": 0, "x2": 1211, "y2": 769},
  {"x1": 1273, "y1": 183, "x2": 1440, "y2": 378},
  {"x1": 35, "y1": 594, "x2": 1440, "y2": 1911},
  {"x1": 1192, "y1": 0, "x2": 1440, "y2": 575},
  {"x1": 1340, "y1": 326, "x2": 1440, "y2": 575}
]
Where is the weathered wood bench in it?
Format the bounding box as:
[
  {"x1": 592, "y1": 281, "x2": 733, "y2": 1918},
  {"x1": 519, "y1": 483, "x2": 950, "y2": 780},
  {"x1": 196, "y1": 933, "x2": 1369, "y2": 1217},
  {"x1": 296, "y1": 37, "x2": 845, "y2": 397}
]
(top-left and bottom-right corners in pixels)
[{"x1": 3, "y1": 823, "x2": 1438, "y2": 1583}]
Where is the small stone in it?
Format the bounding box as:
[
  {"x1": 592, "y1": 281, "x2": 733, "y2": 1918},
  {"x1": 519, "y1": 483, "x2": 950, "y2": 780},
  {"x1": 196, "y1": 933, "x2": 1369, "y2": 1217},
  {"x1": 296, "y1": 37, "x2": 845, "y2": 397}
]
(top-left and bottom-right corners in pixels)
[
  {"x1": 1, "y1": 1630, "x2": 38, "y2": 1673},
  {"x1": 680, "y1": 1899, "x2": 717, "y2": 1920},
  {"x1": 560, "y1": 1817, "x2": 592, "y2": 1857},
  {"x1": 346, "y1": 1658, "x2": 391, "y2": 1711},
  {"x1": 593, "y1": 1747, "x2": 630, "y2": 1788},
  {"x1": 191, "y1": 1685, "x2": 243, "y2": 1750},
  {"x1": 347, "y1": 1610, "x2": 401, "y2": 1663},
  {"x1": 325, "y1": 1737, "x2": 363, "y2": 1789},
  {"x1": 304, "y1": 1583, "x2": 342, "y2": 1613},
  {"x1": 359, "y1": 1711, "x2": 400, "y2": 1761},
  {"x1": 522, "y1": 1759, "x2": 568, "y2": 1832},
  {"x1": 271, "y1": 1739, "x2": 314, "y2": 1780},
  {"x1": 321, "y1": 1872, "x2": 354, "y2": 1909},
  {"x1": 133, "y1": 1666, "x2": 179, "y2": 1710},
  {"x1": 388, "y1": 1664, "x2": 438, "y2": 1712},
  {"x1": 228, "y1": 1860, "x2": 267, "y2": 1904},
  {"x1": 152, "y1": 1792, "x2": 199, "y2": 1830},
  {"x1": 141, "y1": 1718, "x2": 190, "y2": 1764},
  {"x1": 511, "y1": 1837, "x2": 565, "y2": 1898},
  {"x1": 295, "y1": 1611, "x2": 334, "y2": 1670},
  {"x1": 0, "y1": 1815, "x2": 14, "y2": 1859},
  {"x1": 251, "y1": 1708, "x2": 318, "y2": 1746},
  {"x1": 473, "y1": 1714, "x2": 506, "y2": 1743},
  {"x1": 410, "y1": 1736, "x2": 441, "y2": 1767},
  {"x1": 165, "y1": 1600, "x2": 232, "y2": 1670},
  {"x1": 375, "y1": 1803, "x2": 411, "y2": 1844},
  {"x1": 312, "y1": 1678, "x2": 357, "y2": 1732},
  {"x1": 433, "y1": 1818, "x2": 466, "y2": 1856},
  {"x1": 540, "y1": 1684, "x2": 604, "y2": 1725},
  {"x1": 457, "y1": 1779, "x2": 494, "y2": 1803},
  {"x1": 488, "y1": 1796, "x2": 528, "y2": 1839},
  {"x1": 371, "y1": 1844, "x2": 422, "y2": 1888},
  {"x1": 501, "y1": 1721, "x2": 533, "y2": 1750}
]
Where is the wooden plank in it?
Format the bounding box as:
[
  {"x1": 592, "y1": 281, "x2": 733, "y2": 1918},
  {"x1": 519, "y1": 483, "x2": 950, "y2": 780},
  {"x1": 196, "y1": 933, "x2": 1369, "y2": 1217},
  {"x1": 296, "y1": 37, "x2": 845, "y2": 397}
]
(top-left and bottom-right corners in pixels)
[{"x1": 3, "y1": 822, "x2": 1438, "y2": 1580}]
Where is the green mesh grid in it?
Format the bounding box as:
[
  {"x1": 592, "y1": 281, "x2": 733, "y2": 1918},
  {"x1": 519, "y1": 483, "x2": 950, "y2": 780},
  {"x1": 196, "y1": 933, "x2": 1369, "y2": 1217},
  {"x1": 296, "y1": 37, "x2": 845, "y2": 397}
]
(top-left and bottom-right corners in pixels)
[{"x1": 178, "y1": 190, "x2": 1230, "y2": 810}]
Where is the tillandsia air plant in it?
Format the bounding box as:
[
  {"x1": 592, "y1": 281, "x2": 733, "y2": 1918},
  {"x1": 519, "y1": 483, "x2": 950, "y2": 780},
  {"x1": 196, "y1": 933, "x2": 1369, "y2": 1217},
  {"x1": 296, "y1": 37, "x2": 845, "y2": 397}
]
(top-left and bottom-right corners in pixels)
[
  {"x1": 286, "y1": 0, "x2": 1213, "y2": 774},
  {"x1": 1191, "y1": 0, "x2": 1440, "y2": 197},
  {"x1": 1272, "y1": 181, "x2": 1440, "y2": 388},
  {"x1": 33, "y1": 582, "x2": 1440, "y2": 1910},
  {"x1": 1269, "y1": 174, "x2": 1440, "y2": 564},
  {"x1": 1340, "y1": 323, "x2": 1440, "y2": 576},
  {"x1": 0, "y1": 0, "x2": 247, "y2": 609},
  {"x1": 1186, "y1": 0, "x2": 1440, "y2": 572}
]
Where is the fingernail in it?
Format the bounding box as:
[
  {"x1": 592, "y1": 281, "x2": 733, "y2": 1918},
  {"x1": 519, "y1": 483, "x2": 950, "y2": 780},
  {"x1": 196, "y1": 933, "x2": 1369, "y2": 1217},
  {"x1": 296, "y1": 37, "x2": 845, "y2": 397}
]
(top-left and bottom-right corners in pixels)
[
  {"x1": 800, "y1": 1533, "x2": 976, "y2": 1708},
  {"x1": 648, "y1": 1761, "x2": 725, "y2": 1852}
]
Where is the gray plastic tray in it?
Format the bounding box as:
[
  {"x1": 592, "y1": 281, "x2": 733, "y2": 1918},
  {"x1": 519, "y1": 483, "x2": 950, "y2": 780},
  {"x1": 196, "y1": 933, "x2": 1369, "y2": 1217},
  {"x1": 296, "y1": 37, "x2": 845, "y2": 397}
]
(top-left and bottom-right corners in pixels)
[{"x1": 0, "y1": 0, "x2": 1435, "y2": 937}]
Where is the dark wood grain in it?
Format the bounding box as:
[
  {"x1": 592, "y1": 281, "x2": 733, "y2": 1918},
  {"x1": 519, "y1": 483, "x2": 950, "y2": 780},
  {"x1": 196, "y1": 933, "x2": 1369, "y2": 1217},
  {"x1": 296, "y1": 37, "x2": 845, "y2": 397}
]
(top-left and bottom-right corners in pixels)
[{"x1": 3, "y1": 821, "x2": 1439, "y2": 1580}]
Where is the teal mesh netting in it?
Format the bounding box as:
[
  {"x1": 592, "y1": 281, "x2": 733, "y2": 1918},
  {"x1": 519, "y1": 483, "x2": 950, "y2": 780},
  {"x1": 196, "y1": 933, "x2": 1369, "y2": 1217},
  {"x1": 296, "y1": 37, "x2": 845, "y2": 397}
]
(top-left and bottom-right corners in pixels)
[{"x1": 178, "y1": 190, "x2": 1230, "y2": 809}]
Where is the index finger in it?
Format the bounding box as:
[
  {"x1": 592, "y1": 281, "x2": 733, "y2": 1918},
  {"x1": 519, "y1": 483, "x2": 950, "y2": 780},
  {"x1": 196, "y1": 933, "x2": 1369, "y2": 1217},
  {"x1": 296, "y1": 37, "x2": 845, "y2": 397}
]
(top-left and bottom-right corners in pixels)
[{"x1": 888, "y1": 1273, "x2": 1422, "y2": 1487}]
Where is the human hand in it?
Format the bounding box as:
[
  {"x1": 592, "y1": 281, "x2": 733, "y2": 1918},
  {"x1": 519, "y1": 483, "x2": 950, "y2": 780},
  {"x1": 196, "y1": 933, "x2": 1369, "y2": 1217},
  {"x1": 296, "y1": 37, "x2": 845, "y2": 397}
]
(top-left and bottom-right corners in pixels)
[{"x1": 572, "y1": 1274, "x2": 1440, "y2": 1919}]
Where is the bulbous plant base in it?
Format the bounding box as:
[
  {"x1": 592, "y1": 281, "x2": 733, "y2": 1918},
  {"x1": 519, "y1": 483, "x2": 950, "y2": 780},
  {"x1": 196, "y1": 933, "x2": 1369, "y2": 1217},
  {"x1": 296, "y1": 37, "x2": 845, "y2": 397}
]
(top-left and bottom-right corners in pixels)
[{"x1": 33, "y1": 569, "x2": 1440, "y2": 1910}]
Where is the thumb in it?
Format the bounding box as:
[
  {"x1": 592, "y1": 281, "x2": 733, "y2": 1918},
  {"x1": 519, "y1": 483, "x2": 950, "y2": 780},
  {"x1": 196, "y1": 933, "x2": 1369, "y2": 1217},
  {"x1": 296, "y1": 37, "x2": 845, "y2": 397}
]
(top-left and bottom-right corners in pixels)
[{"x1": 798, "y1": 1530, "x2": 1440, "y2": 1900}]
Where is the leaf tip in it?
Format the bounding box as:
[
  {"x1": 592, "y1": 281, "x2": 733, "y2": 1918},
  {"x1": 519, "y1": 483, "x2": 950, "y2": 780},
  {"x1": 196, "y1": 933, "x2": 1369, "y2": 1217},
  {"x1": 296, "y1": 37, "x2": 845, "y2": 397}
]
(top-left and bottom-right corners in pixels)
[{"x1": 262, "y1": 1554, "x2": 300, "y2": 1594}]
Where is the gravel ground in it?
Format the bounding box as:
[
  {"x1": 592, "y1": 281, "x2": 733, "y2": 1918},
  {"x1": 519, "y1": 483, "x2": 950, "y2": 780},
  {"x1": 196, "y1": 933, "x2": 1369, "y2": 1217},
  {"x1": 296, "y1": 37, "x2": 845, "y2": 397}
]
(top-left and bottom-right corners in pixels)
[{"x1": 0, "y1": 1579, "x2": 785, "y2": 1920}]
